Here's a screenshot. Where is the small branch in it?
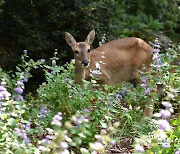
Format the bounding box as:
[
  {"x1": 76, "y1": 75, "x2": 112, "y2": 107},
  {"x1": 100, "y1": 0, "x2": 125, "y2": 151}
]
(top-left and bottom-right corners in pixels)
[{"x1": 109, "y1": 148, "x2": 122, "y2": 153}]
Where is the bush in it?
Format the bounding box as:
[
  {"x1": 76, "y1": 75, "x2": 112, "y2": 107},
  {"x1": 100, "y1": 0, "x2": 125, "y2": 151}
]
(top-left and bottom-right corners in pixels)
[
  {"x1": 111, "y1": 0, "x2": 180, "y2": 41},
  {"x1": 0, "y1": 40, "x2": 179, "y2": 153},
  {"x1": 0, "y1": 0, "x2": 117, "y2": 71},
  {"x1": 1, "y1": 0, "x2": 179, "y2": 71}
]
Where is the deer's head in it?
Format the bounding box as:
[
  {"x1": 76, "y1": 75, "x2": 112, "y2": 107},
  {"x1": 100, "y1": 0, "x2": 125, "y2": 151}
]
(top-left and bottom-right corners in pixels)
[{"x1": 65, "y1": 30, "x2": 95, "y2": 67}]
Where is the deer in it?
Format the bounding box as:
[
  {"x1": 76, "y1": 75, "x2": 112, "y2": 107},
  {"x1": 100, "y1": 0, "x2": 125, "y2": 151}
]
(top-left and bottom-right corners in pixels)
[{"x1": 65, "y1": 30, "x2": 153, "y2": 119}]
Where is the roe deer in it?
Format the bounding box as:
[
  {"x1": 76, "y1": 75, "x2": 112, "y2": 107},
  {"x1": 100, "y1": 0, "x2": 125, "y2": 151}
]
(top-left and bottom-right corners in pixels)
[{"x1": 65, "y1": 30, "x2": 153, "y2": 118}]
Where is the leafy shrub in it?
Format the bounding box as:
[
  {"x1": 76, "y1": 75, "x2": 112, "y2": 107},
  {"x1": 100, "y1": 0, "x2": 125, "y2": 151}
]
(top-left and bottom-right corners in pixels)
[
  {"x1": 1, "y1": 0, "x2": 179, "y2": 71},
  {"x1": 112, "y1": 0, "x2": 179, "y2": 42},
  {"x1": 0, "y1": 40, "x2": 179, "y2": 153},
  {"x1": 0, "y1": 0, "x2": 117, "y2": 71},
  {"x1": 133, "y1": 41, "x2": 180, "y2": 153}
]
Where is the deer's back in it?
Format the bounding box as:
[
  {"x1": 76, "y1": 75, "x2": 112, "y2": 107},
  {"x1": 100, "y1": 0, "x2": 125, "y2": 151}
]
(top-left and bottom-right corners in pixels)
[{"x1": 88, "y1": 37, "x2": 153, "y2": 85}]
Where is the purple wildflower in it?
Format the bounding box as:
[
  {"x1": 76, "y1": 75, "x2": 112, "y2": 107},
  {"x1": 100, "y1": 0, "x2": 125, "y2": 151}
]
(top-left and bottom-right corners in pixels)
[
  {"x1": 95, "y1": 134, "x2": 103, "y2": 141},
  {"x1": 14, "y1": 94, "x2": 24, "y2": 101},
  {"x1": 157, "y1": 119, "x2": 170, "y2": 131},
  {"x1": 152, "y1": 49, "x2": 159, "y2": 53},
  {"x1": 40, "y1": 114, "x2": 46, "y2": 119},
  {"x1": 60, "y1": 142, "x2": 69, "y2": 150},
  {"x1": 90, "y1": 142, "x2": 104, "y2": 151},
  {"x1": 40, "y1": 107, "x2": 48, "y2": 119},
  {"x1": 91, "y1": 70, "x2": 101, "y2": 75},
  {"x1": 14, "y1": 87, "x2": 23, "y2": 94},
  {"x1": 108, "y1": 97, "x2": 114, "y2": 106},
  {"x1": 154, "y1": 44, "x2": 161, "y2": 48},
  {"x1": 76, "y1": 117, "x2": 84, "y2": 125},
  {"x1": 162, "y1": 101, "x2": 172, "y2": 108},
  {"x1": 45, "y1": 135, "x2": 52, "y2": 140},
  {"x1": 108, "y1": 102, "x2": 113, "y2": 106},
  {"x1": 160, "y1": 109, "x2": 171, "y2": 118},
  {"x1": 24, "y1": 138, "x2": 30, "y2": 144},
  {"x1": 145, "y1": 88, "x2": 150, "y2": 95},
  {"x1": 14, "y1": 128, "x2": 20, "y2": 132},
  {"x1": 54, "y1": 112, "x2": 62, "y2": 120},
  {"x1": 152, "y1": 55, "x2": 158, "y2": 61},
  {"x1": 22, "y1": 72, "x2": 29, "y2": 82},
  {"x1": 23, "y1": 50, "x2": 27, "y2": 54},
  {"x1": 51, "y1": 112, "x2": 63, "y2": 127},
  {"x1": 135, "y1": 145, "x2": 144, "y2": 153},
  {"x1": 36, "y1": 124, "x2": 40, "y2": 130},
  {"x1": 116, "y1": 93, "x2": 122, "y2": 102},
  {"x1": 52, "y1": 60, "x2": 56, "y2": 66},
  {"x1": 0, "y1": 84, "x2": 11, "y2": 100},
  {"x1": 41, "y1": 107, "x2": 48, "y2": 114},
  {"x1": 51, "y1": 70, "x2": 56, "y2": 74},
  {"x1": 40, "y1": 59, "x2": 46, "y2": 63},
  {"x1": 120, "y1": 90, "x2": 128, "y2": 96},
  {"x1": 83, "y1": 108, "x2": 90, "y2": 113},
  {"x1": 51, "y1": 119, "x2": 62, "y2": 127},
  {"x1": 110, "y1": 140, "x2": 116, "y2": 145},
  {"x1": 25, "y1": 123, "x2": 31, "y2": 130},
  {"x1": 166, "y1": 48, "x2": 171, "y2": 51},
  {"x1": 15, "y1": 127, "x2": 30, "y2": 144},
  {"x1": 24, "y1": 77, "x2": 28, "y2": 82},
  {"x1": 141, "y1": 83, "x2": 147, "y2": 88},
  {"x1": 157, "y1": 60, "x2": 163, "y2": 66},
  {"x1": 156, "y1": 64, "x2": 161, "y2": 69},
  {"x1": 17, "y1": 81, "x2": 24, "y2": 86},
  {"x1": 38, "y1": 145, "x2": 47, "y2": 152},
  {"x1": 0, "y1": 90, "x2": 11, "y2": 100},
  {"x1": 42, "y1": 138, "x2": 50, "y2": 145},
  {"x1": 0, "y1": 85, "x2": 6, "y2": 91},
  {"x1": 175, "y1": 150, "x2": 180, "y2": 154},
  {"x1": 167, "y1": 93, "x2": 174, "y2": 99},
  {"x1": 141, "y1": 77, "x2": 148, "y2": 83},
  {"x1": 162, "y1": 142, "x2": 170, "y2": 148}
]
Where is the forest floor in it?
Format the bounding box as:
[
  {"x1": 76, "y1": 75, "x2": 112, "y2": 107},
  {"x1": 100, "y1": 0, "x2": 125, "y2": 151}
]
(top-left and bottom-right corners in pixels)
[{"x1": 106, "y1": 137, "x2": 133, "y2": 154}]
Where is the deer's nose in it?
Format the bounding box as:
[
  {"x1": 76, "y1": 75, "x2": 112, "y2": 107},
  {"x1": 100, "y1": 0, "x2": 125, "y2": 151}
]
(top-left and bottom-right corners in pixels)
[{"x1": 82, "y1": 60, "x2": 89, "y2": 66}]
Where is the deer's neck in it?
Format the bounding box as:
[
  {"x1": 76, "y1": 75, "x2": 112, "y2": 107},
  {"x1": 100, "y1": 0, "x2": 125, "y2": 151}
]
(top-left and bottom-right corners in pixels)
[{"x1": 74, "y1": 62, "x2": 86, "y2": 85}]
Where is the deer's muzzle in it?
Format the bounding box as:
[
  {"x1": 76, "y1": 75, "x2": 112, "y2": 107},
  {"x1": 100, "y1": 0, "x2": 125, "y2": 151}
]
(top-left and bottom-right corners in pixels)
[{"x1": 81, "y1": 60, "x2": 89, "y2": 66}]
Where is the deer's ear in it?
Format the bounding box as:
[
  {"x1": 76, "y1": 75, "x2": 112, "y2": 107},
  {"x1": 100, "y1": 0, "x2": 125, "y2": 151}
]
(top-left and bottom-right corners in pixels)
[
  {"x1": 85, "y1": 30, "x2": 95, "y2": 45},
  {"x1": 65, "y1": 32, "x2": 77, "y2": 48}
]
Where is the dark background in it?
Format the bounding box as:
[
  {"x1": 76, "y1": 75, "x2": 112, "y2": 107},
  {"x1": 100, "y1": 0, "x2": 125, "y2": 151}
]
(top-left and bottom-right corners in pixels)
[{"x1": 0, "y1": 0, "x2": 179, "y2": 90}]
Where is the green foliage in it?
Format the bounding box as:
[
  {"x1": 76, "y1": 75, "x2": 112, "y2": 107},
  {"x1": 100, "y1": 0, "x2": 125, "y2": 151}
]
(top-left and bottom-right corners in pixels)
[
  {"x1": 0, "y1": 40, "x2": 179, "y2": 153},
  {"x1": 0, "y1": 0, "x2": 4, "y2": 14},
  {"x1": 0, "y1": 0, "x2": 116, "y2": 53},
  {"x1": 133, "y1": 44, "x2": 180, "y2": 153},
  {"x1": 112, "y1": 0, "x2": 179, "y2": 41},
  {"x1": 0, "y1": 85, "x2": 37, "y2": 153},
  {"x1": 1, "y1": 0, "x2": 179, "y2": 71}
]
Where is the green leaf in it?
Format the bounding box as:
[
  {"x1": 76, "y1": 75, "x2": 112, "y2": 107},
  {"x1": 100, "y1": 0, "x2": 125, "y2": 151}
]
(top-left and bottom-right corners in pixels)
[
  {"x1": 173, "y1": 129, "x2": 180, "y2": 138},
  {"x1": 74, "y1": 137, "x2": 82, "y2": 145},
  {"x1": 0, "y1": 113, "x2": 8, "y2": 120},
  {"x1": 171, "y1": 115, "x2": 180, "y2": 126},
  {"x1": 80, "y1": 148, "x2": 90, "y2": 154},
  {"x1": 7, "y1": 118, "x2": 17, "y2": 127},
  {"x1": 18, "y1": 109, "x2": 25, "y2": 114},
  {"x1": 16, "y1": 66, "x2": 22, "y2": 72}
]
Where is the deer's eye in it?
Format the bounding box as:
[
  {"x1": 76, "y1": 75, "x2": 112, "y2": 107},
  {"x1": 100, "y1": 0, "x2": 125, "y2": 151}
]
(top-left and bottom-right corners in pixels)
[
  {"x1": 74, "y1": 50, "x2": 79, "y2": 55},
  {"x1": 87, "y1": 49, "x2": 91, "y2": 53}
]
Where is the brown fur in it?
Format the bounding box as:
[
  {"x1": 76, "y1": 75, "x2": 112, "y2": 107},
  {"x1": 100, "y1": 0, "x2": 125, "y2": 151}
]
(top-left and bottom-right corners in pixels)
[
  {"x1": 88, "y1": 38, "x2": 153, "y2": 85},
  {"x1": 65, "y1": 30, "x2": 153, "y2": 118}
]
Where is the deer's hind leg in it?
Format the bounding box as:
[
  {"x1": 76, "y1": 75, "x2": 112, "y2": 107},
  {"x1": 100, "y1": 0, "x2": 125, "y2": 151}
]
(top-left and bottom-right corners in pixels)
[{"x1": 132, "y1": 69, "x2": 154, "y2": 120}]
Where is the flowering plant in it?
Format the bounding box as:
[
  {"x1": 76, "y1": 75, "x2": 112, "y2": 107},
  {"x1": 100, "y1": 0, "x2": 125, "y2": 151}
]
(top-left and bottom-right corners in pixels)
[{"x1": 0, "y1": 42, "x2": 179, "y2": 153}]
